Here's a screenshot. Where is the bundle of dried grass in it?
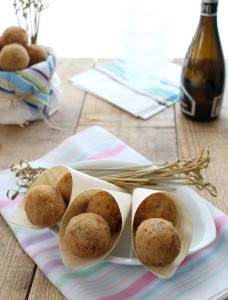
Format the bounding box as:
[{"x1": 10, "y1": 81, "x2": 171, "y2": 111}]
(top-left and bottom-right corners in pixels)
[
  {"x1": 13, "y1": 0, "x2": 49, "y2": 44},
  {"x1": 7, "y1": 149, "x2": 217, "y2": 200}
]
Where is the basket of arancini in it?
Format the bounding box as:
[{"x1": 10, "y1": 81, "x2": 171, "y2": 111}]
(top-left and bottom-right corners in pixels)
[{"x1": 0, "y1": 26, "x2": 61, "y2": 126}]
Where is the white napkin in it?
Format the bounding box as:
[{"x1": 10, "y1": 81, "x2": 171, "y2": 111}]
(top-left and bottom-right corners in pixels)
[{"x1": 70, "y1": 60, "x2": 181, "y2": 119}]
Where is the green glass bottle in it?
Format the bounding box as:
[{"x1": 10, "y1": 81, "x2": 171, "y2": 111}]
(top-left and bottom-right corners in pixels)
[{"x1": 180, "y1": 0, "x2": 225, "y2": 121}]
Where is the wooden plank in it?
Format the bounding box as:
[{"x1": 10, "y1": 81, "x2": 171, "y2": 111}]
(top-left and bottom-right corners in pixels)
[
  {"x1": 175, "y1": 101, "x2": 228, "y2": 214},
  {"x1": 175, "y1": 61, "x2": 228, "y2": 214},
  {"x1": 0, "y1": 217, "x2": 35, "y2": 300},
  {"x1": 28, "y1": 268, "x2": 66, "y2": 300}
]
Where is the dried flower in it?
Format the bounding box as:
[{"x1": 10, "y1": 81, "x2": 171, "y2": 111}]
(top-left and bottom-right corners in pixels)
[{"x1": 13, "y1": 0, "x2": 49, "y2": 44}]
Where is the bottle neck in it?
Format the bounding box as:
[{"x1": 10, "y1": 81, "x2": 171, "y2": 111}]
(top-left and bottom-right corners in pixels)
[
  {"x1": 199, "y1": 0, "x2": 218, "y2": 29},
  {"x1": 201, "y1": 0, "x2": 218, "y2": 17}
]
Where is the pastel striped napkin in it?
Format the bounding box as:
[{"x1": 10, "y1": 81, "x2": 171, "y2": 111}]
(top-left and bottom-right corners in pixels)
[
  {"x1": 70, "y1": 60, "x2": 181, "y2": 119},
  {"x1": 1, "y1": 126, "x2": 228, "y2": 300}
]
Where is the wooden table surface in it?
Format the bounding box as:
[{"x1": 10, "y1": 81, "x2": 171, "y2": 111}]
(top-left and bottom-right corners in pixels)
[{"x1": 0, "y1": 59, "x2": 227, "y2": 300}]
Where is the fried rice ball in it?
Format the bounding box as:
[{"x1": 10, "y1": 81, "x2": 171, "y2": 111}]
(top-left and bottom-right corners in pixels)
[
  {"x1": 56, "y1": 173, "x2": 72, "y2": 205},
  {"x1": 1, "y1": 26, "x2": 28, "y2": 47},
  {"x1": 0, "y1": 36, "x2": 3, "y2": 51},
  {"x1": 65, "y1": 213, "x2": 111, "y2": 257},
  {"x1": 135, "y1": 218, "x2": 181, "y2": 266},
  {"x1": 24, "y1": 184, "x2": 66, "y2": 226},
  {"x1": 86, "y1": 191, "x2": 122, "y2": 234},
  {"x1": 26, "y1": 44, "x2": 48, "y2": 66},
  {"x1": 134, "y1": 193, "x2": 177, "y2": 229},
  {"x1": 0, "y1": 44, "x2": 30, "y2": 71}
]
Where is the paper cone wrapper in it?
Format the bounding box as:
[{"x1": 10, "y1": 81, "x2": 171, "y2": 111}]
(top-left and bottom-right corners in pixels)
[
  {"x1": 132, "y1": 188, "x2": 193, "y2": 279},
  {"x1": 59, "y1": 188, "x2": 132, "y2": 268},
  {"x1": 10, "y1": 165, "x2": 125, "y2": 230}
]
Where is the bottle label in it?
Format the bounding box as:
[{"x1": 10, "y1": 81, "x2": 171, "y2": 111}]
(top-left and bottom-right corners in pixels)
[
  {"x1": 201, "y1": 0, "x2": 218, "y2": 16},
  {"x1": 211, "y1": 94, "x2": 223, "y2": 117},
  {"x1": 180, "y1": 83, "x2": 196, "y2": 116},
  {"x1": 180, "y1": 82, "x2": 223, "y2": 118}
]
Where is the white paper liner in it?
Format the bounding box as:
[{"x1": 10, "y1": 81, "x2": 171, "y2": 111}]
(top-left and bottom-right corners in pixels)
[
  {"x1": 132, "y1": 188, "x2": 193, "y2": 279},
  {"x1": 59, "y1": 188, "x2": 132, "y2": 268}
]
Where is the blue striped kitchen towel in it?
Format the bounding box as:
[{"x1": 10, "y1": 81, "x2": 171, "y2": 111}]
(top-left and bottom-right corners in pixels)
[
  {"x1": 70, "y1": 59, "x2": 181, "y2": 119},
  {"x1": 0, "y1": 47, "x2": 61, "y2": 126}
]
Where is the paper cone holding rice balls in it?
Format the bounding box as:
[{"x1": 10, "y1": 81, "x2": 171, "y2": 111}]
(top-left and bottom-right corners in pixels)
[
  {"x1": 10, "y1": 165, "x2": 125, "y2": 230},
  {"x1": 131, "y1": 188, "x2": 193, "y2": 278},
  {"x1": 59, "y1": 188, "x2": 132, "y2": 268},
  {"x1": 0, "y1": 26, "x2": 61, "y2": 126},
  {"x1": 10, "y1": 165, "x2": 131, "y2": 267}
]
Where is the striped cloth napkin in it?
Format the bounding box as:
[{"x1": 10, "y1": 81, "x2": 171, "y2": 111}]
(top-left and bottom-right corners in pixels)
[
  {"x1": 0, "y1": 126, "x2": 228, "y2": 300},
  {"x1": 70, "y1": 60, "x2": 181, "y2": 119}
]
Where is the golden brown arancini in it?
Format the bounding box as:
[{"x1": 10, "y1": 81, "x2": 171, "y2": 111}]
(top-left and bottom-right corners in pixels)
[
  {"x1": 56, "y1": 173, "x2": 72, "y2": 205},
  {"x1": 135, "y1": 218, "x2": 181, "y2": 266},
  {"x1": 0, "y1": 44, "x2": 30, "y2": 71},
  {"x1": 1, "y1": 26, "x2": 28, "y2": 47},
  {"x1": 134, "y1": 193, "x2": 177, "y2": 229},
  {"x1": 26, "y1": 45, "x2": 48, "y2": 66},
  {"x1": 0, "y1": 36, "x2": 3, "y2": 51},
  {"x1": 65, "y1": 213, "x2": 111, "y2": 257},
  {"x1": 24, "y1": 184, "x2": 66, "y2": 226},
  {"x1": 86, "y1": 191, "x2": 121, "y2": 234}
]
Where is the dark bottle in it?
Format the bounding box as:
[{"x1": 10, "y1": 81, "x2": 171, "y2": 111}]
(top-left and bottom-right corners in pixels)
[{"x1": 180, "y1": 0, "x2": 225, "y2": 121}]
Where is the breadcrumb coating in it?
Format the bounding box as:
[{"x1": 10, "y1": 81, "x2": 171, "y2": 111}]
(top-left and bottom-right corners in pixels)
[
  {"x1": 0, "y1": 36, "x2": 3, "y2": 51},
  {"x1": 0, "y1": 43, "x2": 30, "y2": 71},
  {"x1": 56, "y1": 173, "x2": 72, "y2": 205},
  {"x1": 134, "y1": 193, "x2": 177, "y2": 229},
  {"x1": 135, "y1": 218, "x2": 181, "y2": 266},
  {"x1": 86, "y1": 191, "x2": 122, "y2": 234},
  {"x1": 26, "y1": 45, "x2": 48, "y2": 66},
  {"x1": 24, "y1": 184, "x2": 66, "y2": 226},
  {"x1": 1, "y1": 26, "x2": 28, "y2": 47},
  {"x1": 65, "y1": 213, "x2": 111, "y2": 257}
]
